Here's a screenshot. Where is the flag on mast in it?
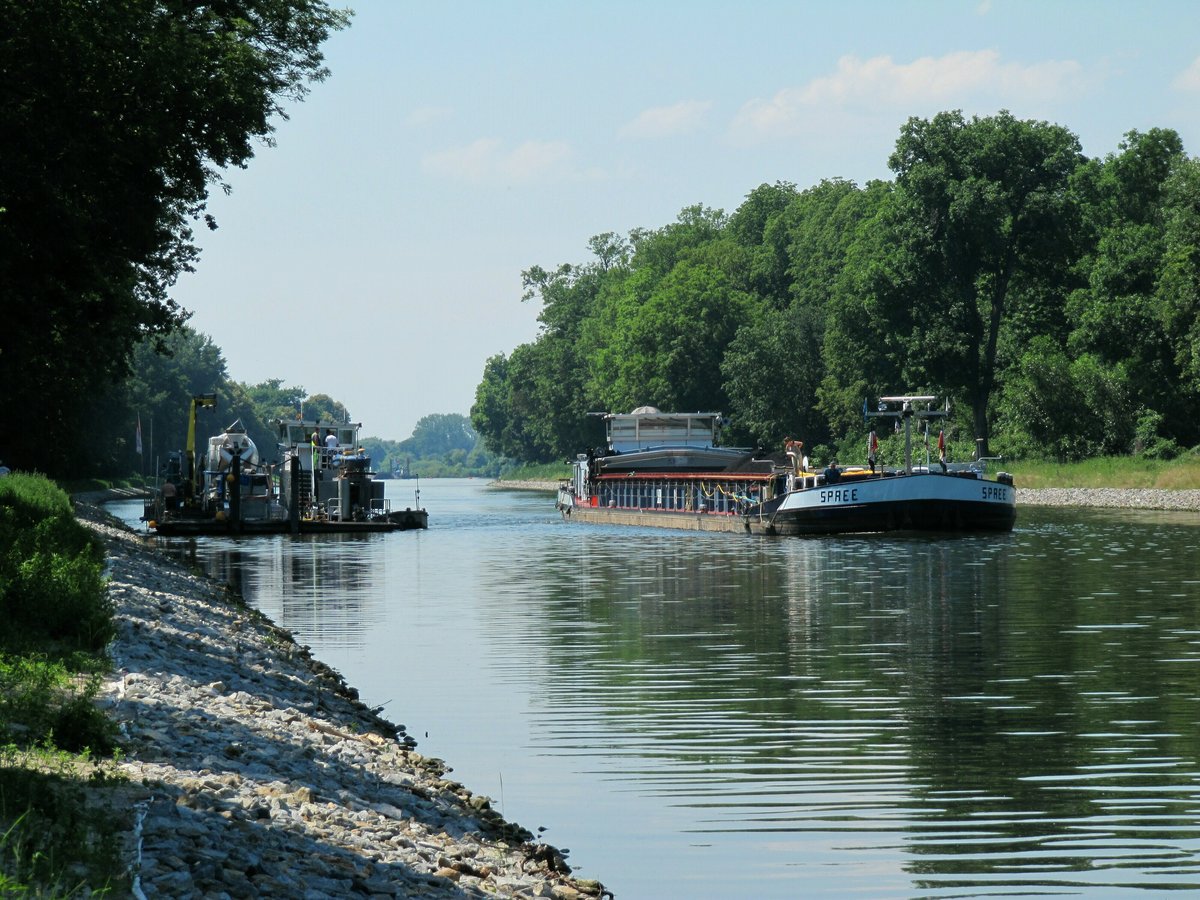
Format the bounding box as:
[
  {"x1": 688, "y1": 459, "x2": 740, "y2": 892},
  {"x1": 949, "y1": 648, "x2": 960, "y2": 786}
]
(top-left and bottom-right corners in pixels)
[{"x1": 136, "y1": 414, "x2": 143, "y2": 455}]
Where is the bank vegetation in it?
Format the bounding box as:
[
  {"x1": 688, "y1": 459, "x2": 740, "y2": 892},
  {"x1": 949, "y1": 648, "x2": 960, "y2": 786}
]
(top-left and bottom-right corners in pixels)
[
  {"x1": 0, "y1": 474, "x2": 124, "y2": 894},
  {"x1": 471, "y1": 114, "x2": 1200, "y2": 474}
]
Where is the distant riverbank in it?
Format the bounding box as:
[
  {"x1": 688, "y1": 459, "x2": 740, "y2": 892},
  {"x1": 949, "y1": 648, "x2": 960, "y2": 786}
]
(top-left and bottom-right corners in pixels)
[
  {"x1": 489, "y1": 479, "x2": 560, "y2": 493},
  {"x1": 77, "y1": 481, "x2": 1200, "y2": 511}
]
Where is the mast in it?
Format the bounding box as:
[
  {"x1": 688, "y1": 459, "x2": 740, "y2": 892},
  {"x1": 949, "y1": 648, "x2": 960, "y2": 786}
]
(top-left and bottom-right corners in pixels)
[
  {"x1": 865, "y1": 395, "x2": 948, "y2": 474},
  {"x1": 185, "y1": 393, "x2": 217, "y2": 503}
]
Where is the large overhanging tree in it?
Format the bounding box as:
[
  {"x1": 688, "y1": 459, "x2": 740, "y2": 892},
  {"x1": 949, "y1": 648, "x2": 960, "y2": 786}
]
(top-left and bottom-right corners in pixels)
[
  {"x1": 881, "y1": 110, "x2": 1084, "y2": 455},
  {"x1": 0, "y1": 0, "x2": 349, "y2": 475}
]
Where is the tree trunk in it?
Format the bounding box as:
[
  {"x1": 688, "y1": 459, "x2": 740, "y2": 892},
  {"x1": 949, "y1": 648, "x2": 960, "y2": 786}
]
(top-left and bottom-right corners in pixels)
[
  {"x1": 974, "y1": 243, "x2": 1017, "y2": 460},
  {"x1": 973, "y1": 395, "x2": 990, "y2": 459}
]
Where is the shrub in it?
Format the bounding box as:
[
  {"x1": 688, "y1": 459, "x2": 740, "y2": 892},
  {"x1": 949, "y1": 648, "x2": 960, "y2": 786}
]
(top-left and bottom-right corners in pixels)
[
  {"x1": 0, "y1": 761, "x2": 125, "y2": 895},
  {"x1": 0, "y1": 655, "x2": 114, "y2": 754},
  {"x1": 0, "y1": 475, "x2": 122, "y2": 894},
  {"x1": 0, "y1": 475, "x2": 111, "y2": 653},
  {"x1": 1135, "y1": 408, "x2": 1182, "y2": 460}
]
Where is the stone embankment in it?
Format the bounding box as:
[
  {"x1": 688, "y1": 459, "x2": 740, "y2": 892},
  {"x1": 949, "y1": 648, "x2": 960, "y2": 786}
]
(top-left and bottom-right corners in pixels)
[
  {"x1": 1018, "y1": 488, "x2": 1200, "y2": 510},
  {"x1": 76, "y1": 502, "x2": 608, "y2": 900},
  {"x1": 489, "y1": 481, "x2": 561, "y2": 493}
]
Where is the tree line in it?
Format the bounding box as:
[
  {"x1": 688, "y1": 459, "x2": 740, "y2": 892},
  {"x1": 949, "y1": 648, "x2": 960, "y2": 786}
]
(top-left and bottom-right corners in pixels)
[
  {"x1": 0, "y1": 1, "x2": 507, "y2": 482},
  {"x1": 0, "y1": 0, "x2": 349, "y2": 477},
  {"x1": 79, "y1": 325, "x2": 502, "y2": 481},
  {"x1": 471, "y1": 112, "x2": 1200, "y2": 468}
]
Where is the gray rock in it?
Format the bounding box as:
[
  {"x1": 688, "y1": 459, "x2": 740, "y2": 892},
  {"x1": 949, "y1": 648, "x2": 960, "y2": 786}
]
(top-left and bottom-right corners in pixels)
[{"x1": 79, "y1": 507, "x2": 606, "y2": 900}]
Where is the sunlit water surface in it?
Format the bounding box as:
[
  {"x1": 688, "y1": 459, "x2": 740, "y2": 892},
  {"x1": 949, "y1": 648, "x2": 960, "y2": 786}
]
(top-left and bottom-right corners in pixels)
[{"x1": 109, "y1": 480, "x2": 1200, "y2": 898}]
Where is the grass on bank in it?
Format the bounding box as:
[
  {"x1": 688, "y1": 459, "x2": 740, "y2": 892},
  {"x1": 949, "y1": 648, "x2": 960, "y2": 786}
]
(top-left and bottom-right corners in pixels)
[
  {"x1": 55, "y1": 476, "x2": 149, "y2": 497},
  {"x1": 1007, "y1": 453, "x2": 1200, "y2": 489},
  {"x1": 0, "y1": 473, "x2": 125, "y2": 896}
]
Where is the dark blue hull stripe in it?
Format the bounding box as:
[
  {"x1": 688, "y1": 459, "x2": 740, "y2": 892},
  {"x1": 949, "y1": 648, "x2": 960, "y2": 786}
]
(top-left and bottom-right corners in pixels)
[{"x1": 771, "y1": 499, "x2": 1016, "y2": 535}]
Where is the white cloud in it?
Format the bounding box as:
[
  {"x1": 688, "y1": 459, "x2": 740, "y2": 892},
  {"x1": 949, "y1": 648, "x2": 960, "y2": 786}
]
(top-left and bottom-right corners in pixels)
[
  {"x1": 498, "y1": 140, "x2": 573, "y2": 180},
  {"x1": 421, "y1": 138, "x2": 573, "y2": 184},
  {"x1": 1172, "y1": 57, "x2": 1200, "y2": 91},
  {"x1": 406, "y1": 105, "x2": 454, "y2": 127},
  {"x1": 731, "y1": 50, "x2": 1088, "y2": 142},
  {"x1": 619, "y1": 100, "x2": 712, "y2": 139}
]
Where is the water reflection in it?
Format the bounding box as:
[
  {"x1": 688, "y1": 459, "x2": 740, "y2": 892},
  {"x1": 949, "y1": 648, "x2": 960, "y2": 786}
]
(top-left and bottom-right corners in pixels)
[
  {"x1": 154, "y1": 532, "x2": 393, "y2": 653},
  {"x1": 107, "y1": 488, "x2": 1200, "y2": 897}
]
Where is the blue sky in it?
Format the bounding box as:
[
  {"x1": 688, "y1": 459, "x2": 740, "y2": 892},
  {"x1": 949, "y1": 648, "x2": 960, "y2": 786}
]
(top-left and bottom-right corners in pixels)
[{"x1": 173, "y1": 0, "x2": 1200, "y2": 441}]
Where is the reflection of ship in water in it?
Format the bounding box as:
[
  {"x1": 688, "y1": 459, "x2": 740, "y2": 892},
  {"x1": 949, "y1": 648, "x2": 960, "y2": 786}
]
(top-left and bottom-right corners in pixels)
[
  {"x1": 475, "y1": 527, "x2": 1023, "y2": 838},
  {"x1": 164, "y1": 533, "x2": 387, "y2": 650}
]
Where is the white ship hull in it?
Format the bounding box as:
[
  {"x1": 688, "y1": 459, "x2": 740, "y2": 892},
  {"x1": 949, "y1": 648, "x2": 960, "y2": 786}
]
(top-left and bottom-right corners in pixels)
[{"x1": 763, "y1": 471, "x2": 1015, "y2": 535}]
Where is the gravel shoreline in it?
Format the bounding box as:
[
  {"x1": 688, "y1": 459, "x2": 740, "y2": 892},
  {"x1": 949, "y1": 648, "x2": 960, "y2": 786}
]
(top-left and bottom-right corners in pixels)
[
  {"x1": 75, "y1": 501, "x2": 608, "y2": 899},
  {"x1": 1017, "y1": 488, "x2": 1200, "y2": 510},
  {"x1": 489, "y1": 480, "x2": 561, "y2": 493}
]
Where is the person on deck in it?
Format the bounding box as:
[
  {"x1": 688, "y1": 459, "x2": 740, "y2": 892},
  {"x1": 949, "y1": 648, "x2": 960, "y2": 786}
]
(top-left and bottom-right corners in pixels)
[{"x1": 784, "y1": 438, "x2": 804, "y2": 475}]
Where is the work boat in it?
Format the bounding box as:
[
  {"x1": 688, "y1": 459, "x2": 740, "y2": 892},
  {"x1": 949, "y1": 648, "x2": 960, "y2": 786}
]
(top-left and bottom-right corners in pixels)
[
  {"x1": 145, "y1": 398, "x2": 427, "y2": 534},
  {"x1": 275, "y1": 417, "x2": 427, "y2": 531},
  {"x1": 144, "y1": 416, "x2": 287, "y2": 535},
  {"x1": 751, "y1": 396, "x2": 1016, "y2": 535}
]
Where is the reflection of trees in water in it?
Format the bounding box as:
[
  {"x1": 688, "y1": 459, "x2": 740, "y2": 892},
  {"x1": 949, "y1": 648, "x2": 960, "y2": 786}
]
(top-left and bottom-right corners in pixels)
[
  {"x1": 898, "y1": 520, "x2": 1200, "y2": 889},
  {"x1": 474, "y1": 520, "x2": 1200, "y2": 891}
]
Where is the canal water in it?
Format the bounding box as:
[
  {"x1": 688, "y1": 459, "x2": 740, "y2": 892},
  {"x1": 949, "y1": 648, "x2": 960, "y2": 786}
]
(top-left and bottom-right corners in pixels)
[{"x1": 109, "y1": 480, "x2": 1200, "y2": 898}]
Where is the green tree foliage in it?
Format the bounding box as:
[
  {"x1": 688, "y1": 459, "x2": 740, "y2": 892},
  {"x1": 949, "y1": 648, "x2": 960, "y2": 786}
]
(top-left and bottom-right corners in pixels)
[
  {"x1": 875, "y1": 111, "x2": 1085, "y2": 453},
  {"x1": 722, "y1": 303, "x2": 826, "y2": 448},
  {"x1": 85, "y1": 326, "x2": 374, "y2": 476},
  {"x1": 996, "y1": 336, "x2": 1132, "y2": 460},
  {"x1": 598, "y1": 258, "x2": 753, "y2": 414},
  {"x1": 361, "y1": 415, "x2": 504, "y2": 478},
  {"x1": 726, "y1": 181, "x2": 799, "y2": 304},
  {"x1": 244, "y1": 379, "x2": 306, "y2": 424},
  {"x1": 301, "y1": 394, "x2": 349, "y2": 426},
  {"x1": 1159, "y1": 157, "x2": 1200, "y2": 400},
  {"x1": 84, "y1": 327, "x2": 233, "y2": 476},
  {"x1": 0, "y1": 0, "x2": 349, "y2": 476},
  {"x1": 401, "y1": 414, "x2": 478, "y2": 456},
  {"x1": 84, "y1": 326, "x2": 280, "y2": 476},
  {"x1": 472, "y1": 353, "x2": 519, "y2": 458},
  {"x1": 1067, "y1": 129, "x2": 1198, "y2": 450},
  {"x1": 771, "y1": 178, "x2": 890, "y2": 436},
  {"x1": 363, "y1": 413, "x2": 504, "y2": 477},
  {"x1": 473, "y1": 113, "x2": 1198, "y2": 466},
  {"x1": 472, "y1": 239, "x2": 626, "y2": 461}
]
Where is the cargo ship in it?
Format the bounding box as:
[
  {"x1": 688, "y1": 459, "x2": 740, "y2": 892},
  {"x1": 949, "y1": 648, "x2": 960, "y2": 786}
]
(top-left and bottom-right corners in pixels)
[{"x1": 557, "y1": 397, "x2": 1015, "y2": 536}]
